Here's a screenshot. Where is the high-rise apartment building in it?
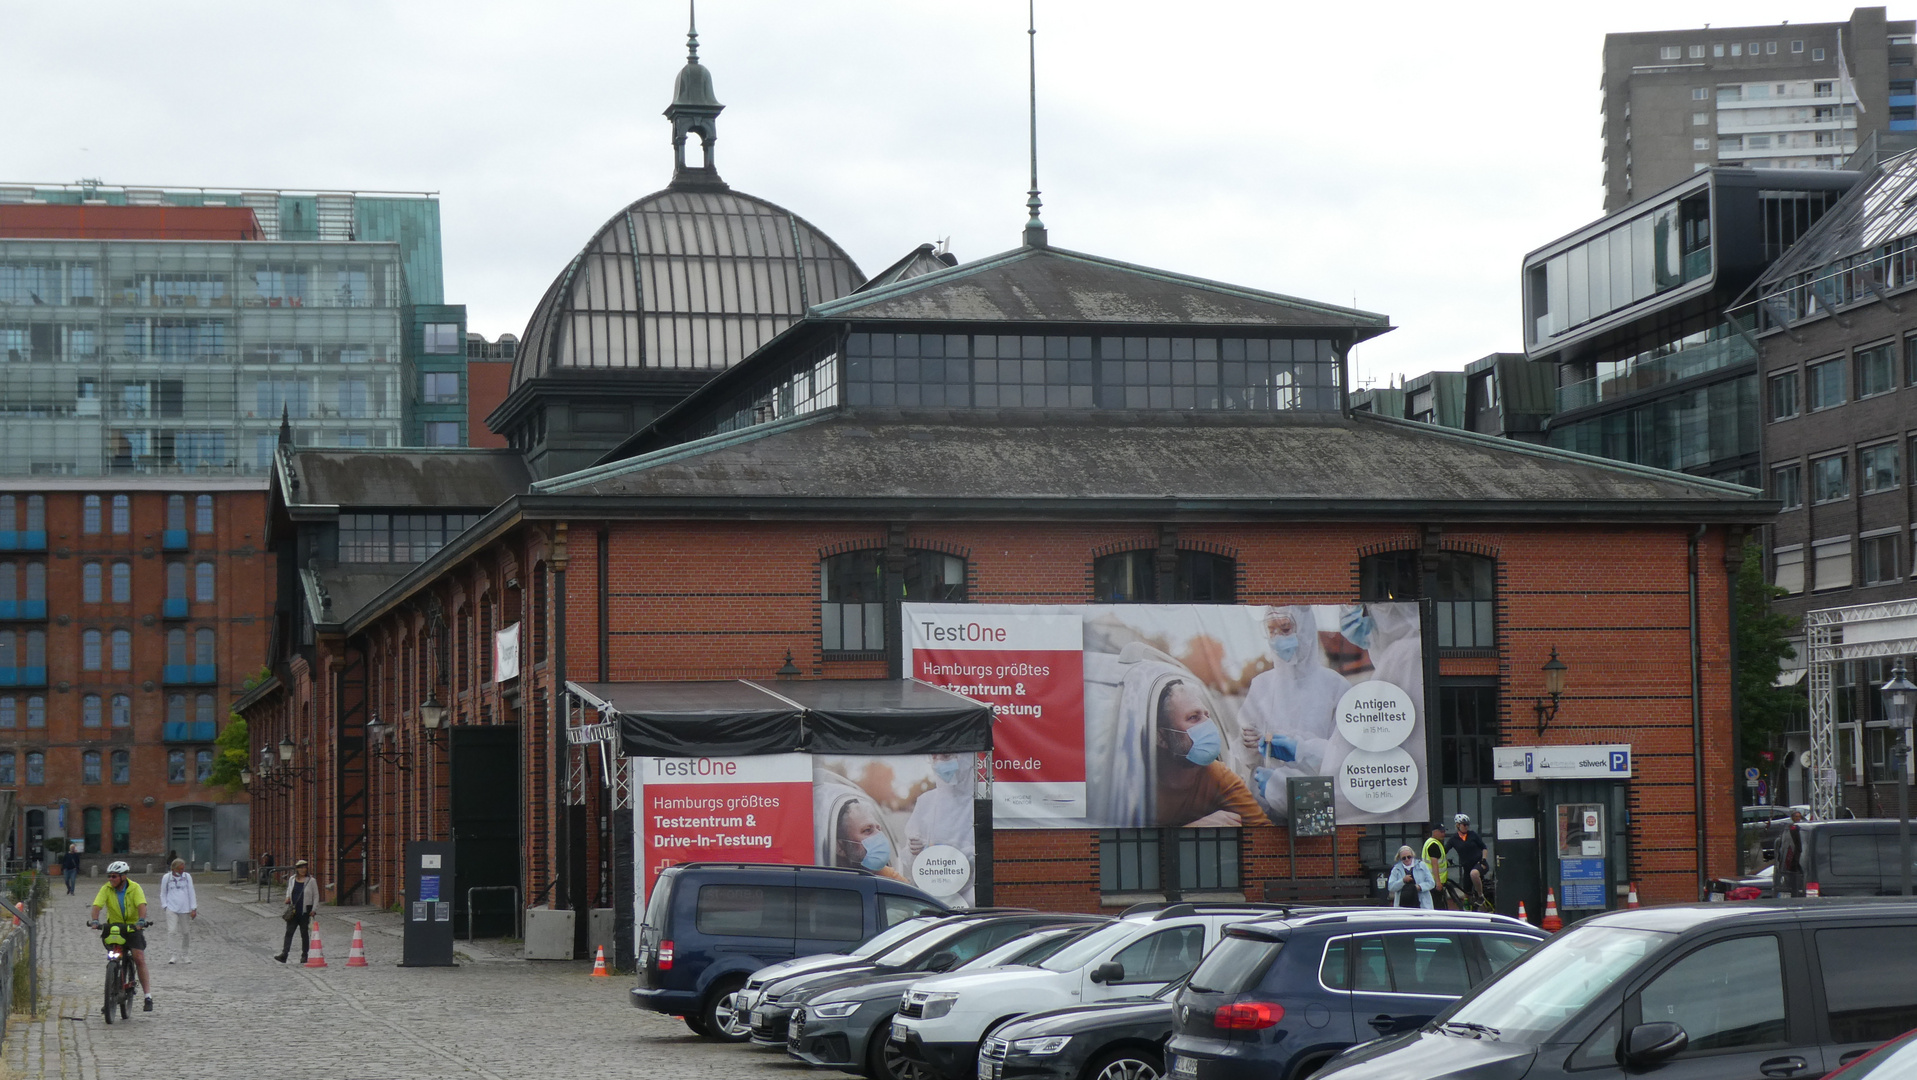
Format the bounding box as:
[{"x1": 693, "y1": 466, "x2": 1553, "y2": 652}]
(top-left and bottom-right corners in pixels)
[{"x1": 1601, "y1": 7, "x2": 1913, "y2": 213}]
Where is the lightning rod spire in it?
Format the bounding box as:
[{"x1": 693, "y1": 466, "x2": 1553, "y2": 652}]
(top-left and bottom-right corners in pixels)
[{"x1": 1023, "y1": 0, "x2": 1047, "y2": 248}]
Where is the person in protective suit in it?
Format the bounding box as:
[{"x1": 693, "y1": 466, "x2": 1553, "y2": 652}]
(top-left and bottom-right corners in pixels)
[
  {"x1": 1238, "y1": 606, "x2": 1351, "y2": 818},
  {"x1": 1157, "y1": 679, "x2": 1270, "y2": 828},
  {"x1": 907, "y1": 753, "x2": 976, "y2": 861}
]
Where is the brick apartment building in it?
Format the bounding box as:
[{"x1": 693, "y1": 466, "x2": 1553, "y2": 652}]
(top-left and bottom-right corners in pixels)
[{"x1": 0, "y1": 482, "x2": 271, "y2": 868}]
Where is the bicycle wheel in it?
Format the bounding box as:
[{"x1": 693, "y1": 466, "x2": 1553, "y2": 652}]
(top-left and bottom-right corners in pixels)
[{"x1": 102, "y1": 960, "x2": 118, "y2": 1024}]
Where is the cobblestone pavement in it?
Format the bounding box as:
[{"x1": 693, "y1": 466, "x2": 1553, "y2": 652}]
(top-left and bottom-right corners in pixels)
[{"x1": 2, "y1": 876, "x2": 813, "y2": 1079}]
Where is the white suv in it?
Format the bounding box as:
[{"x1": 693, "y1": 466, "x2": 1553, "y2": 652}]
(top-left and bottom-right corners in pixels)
[{"x1": 889, "y1": 904, "x2": 1280, "y2": 1080}]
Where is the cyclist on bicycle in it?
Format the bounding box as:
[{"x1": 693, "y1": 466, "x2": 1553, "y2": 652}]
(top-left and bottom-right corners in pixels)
[
  {"x1": 1446, "y1": 814, "x2": 1490, "y2": 903},
  {"x1": 87, "y1": 861, "x2": 153, "y2": 1012}
]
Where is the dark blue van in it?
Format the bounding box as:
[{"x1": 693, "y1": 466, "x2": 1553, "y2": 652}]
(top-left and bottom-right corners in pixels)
[{"x1": 631, "y1": 862, "x2": 948, "y2": 1039}]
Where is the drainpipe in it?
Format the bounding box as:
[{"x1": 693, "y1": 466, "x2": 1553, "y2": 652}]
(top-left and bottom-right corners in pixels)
[
  {"x1": 551, "y1": 523, "x2": 570, "y2": 913},
  {"x1": 1690, "y1": 525, "x2": 1707, "y2": 899}
]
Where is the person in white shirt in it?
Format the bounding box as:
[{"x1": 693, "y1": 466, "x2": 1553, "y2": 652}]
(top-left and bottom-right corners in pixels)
[{"x1": 158, "y1": 859, "x2": 198, "y2": 964}]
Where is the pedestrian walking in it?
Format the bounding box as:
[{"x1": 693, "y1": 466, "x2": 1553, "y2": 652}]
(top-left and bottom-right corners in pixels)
[
  {"x1": 60, "y1": 843, "x2": 81, "y2": 895},
  {"x1": 276, "y1": 859, "x2": 322, "y2": 963},
  {"x1": 159, "y1": 858, "x2": 198, "y2": 964}
]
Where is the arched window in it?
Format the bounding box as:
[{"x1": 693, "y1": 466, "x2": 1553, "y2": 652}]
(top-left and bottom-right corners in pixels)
[
  {"x1": 479, "y1": 598, "x2": 494, "y2": 683},
  {"x1": 456, "y1": 609, "x2": 470, "y2": 687},
  {"x1": 83, "y1": 630, "x2": 103, "y2": 670},
  {"x1": 24, "y1": 563, "x2": 43, "y2": 602},
  {"x1": 0, "y1": 496, "x2": 11, "y2": 531},
  {"x1": 82, "y1": 807, "x2": 100, "y2": 851},
  {"x1": 110, "y1": 806, "x2": 130, "y2": 852},
  {"x1": 0, "y1": 698, "x2": 14, "y2": 728},
  {"x1": 819, "y1": 549, "x2": 969, "y2": 653},
  {"x1": 24, "y1": 496, "x2": 42, "y2": 532},
  {"x1": 168, "y1": 750, "x2": 187, "y2": 783},
  {"x1": 0, "y1": 563, "x2": 13, "y2": 603},
  {"x1": 0, "y1": 753, "x2": 14, "y2": 785},
  {"x1": 82, "y1": 694, "x2": 102, "y2": 728},
  {"x1": 0, "y1": 630, "x2": 13, "y2": 667},
  {"x1": 532, "y1": 562, "x2": 548, "y2": 663},
  {"x1": 167, "y1": 695, "x2": 186, "y2": 725},
  {"x1": 110, "y1": 630, "x2": 131, "y2": 670},
  {"x1": 110, "y1": 494, "x2": 130, "y2": 534},
  {"x1": 24, "y1": 751, "x2": 43, "y2": 784},
  {"x1": 25, "y1": 696, "x2": 42, "y2": 728},
  {"x1": 110, "y1": 561, "x2": 131, "y2": 603},
  {"x1": 195, "y1": 749, "x2": 213, "y2": 783},
  {"x1": 1091, "y1": 550, "x2": 1237, "y2": 603},
  {"x1": 194, "y1": 627, "x2": 215, "y2": 666},
  {"x1": 111, "y1": 694, "x2": 130, "y2": 727},
  {"x1": 83, "y1": 496, "x2": 101, "y2": 534},
  {"x1": 195, "y1": 562, "x2": 215, "y2": 603},
  {"x1": 1358, "y1": 550, "x2": 1497, "y2": 650},
  {"x1": 82, "y1": 750, "x2": 102, "y2": 784},
  {"x1": 82, "y1": 562, "x2": 102, "y2": 603},
  {"x1": 110, "y1": 749, "x2": 129, "y2": 784},
  {"x1": 24, "y1": 630, "x2": 43, "y2": 669},
  {"x1": 195, "y1": 694, "x2": 214, "y2": 725},
  {"x1": 166, "y1": 628, "x2": 186, "y2": 665},
  {"x1": 166, "y1": 562, "x2": 187, "y2": 600},
  {"x1": 194, "y1": 494, "x2": 214, "y2": 533},
  {"x1": 166, "y1": 494, "x2": 187, "y2": 532}
]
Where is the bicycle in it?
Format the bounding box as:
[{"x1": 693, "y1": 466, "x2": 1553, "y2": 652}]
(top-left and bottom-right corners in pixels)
[{"x1": 92, "y1": 919, "x2": 151, "y2": 1024}]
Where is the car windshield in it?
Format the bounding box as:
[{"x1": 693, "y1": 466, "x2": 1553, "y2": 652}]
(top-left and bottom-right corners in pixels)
[
  {"x1": 873, "y1": 920, "x2": 973, "y2": 966},
  {"x1": 1042, "y1": 921, "x2": 1143, "y2": 972},
  {"x1": 851, "y1": 916, "x2": 941, "y2": 959},
  {"x1": 1443, "y1": 925, "x2": 1666, "y2": 1044},
  {"x1": 962, "y1": 930, "x2": 1068, "y2": 970}
]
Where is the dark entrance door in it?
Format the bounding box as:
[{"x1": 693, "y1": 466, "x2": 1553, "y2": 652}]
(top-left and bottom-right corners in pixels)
[{"x1": 451, "y1": 726, "x2": 520, "y2": 937}]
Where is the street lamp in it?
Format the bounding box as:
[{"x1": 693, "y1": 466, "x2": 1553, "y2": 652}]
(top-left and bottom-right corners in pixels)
[
  {"x1": 278, "y1": 736, "x2": 296, "y2": 765},
  {"x1": 419, "y1": 692, "x2": 447, "y2": 746},
  {"x1": 1883, "y1": 661, "x2": 1917, "y2": 897},
  {"x1": 365, "y1": 710, "x2": 412, "y2": 769},
  {"x1": 1534, "y1": 647, "x2": 1569, "y2": 735}
]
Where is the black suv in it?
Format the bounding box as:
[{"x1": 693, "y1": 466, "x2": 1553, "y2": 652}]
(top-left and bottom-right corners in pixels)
[
  {"x1": 1320, "y1": 899, "x2": 1917, "y2": 1080},
  {"x1": 631, "y1": 862, "x2": 947, "y2": 1038}
]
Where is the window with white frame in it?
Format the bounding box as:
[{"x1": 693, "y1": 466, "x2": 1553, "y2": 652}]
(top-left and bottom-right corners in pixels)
[
  {"x1": 1661, "y1": 46, "x2": 1683, "y2": 60},
  {"x1": 1694, "y1": 87, "x2": 1710, "y2": 100}
]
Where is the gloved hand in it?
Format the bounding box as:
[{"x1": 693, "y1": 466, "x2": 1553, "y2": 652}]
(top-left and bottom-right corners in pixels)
[
  {"x1": 1253, "y1": 766, "x2": 1275, "y2": 792},
  {"x1": 1259, "y1": 735, "x2": 1298, "y2": 763},
  {"x1": 1341, "y1": 606, "x2": 1375, "y2": 651}
]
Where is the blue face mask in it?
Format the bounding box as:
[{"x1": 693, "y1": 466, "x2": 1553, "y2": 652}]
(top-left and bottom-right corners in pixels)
[
  {"x1": 1179, "y1": 723, "x2": 1222, "y2": 767},
  {"x1": 933, "y1": 760, "x2": 963, "y2": 784},
  {"x1": 1341, "y1": 608, "x2": 1375, "y2": 651},
  {"x1": 859, "y1": 832, "x2": 892, "y2": 871},
  {"x1": 1270, "y1": 634, "x2": 1300, "y2": 662}
]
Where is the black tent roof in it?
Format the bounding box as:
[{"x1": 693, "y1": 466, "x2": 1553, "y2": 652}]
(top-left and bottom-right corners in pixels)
[{"x1": 567, "y1": 679, "x2": 993, "y2": 758}]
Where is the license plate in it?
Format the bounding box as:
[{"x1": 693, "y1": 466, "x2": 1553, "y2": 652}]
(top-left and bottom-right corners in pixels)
[
  {"x1": 1170, "y1": 1055, "x2": 1198, "y2": 1079},
  {"x1": 751, "y1": 1009, "x2": 767, "y2": 1026},
  {"x1": 978, "y1": 1063, "x2": 996, "y2": 1080},
  {"x1": 789, "y1": 1015, "x2": 802, "y2": 1037},
  {"x1": 891, "y1": 1024, "x2": 907, "y2": 1043}
]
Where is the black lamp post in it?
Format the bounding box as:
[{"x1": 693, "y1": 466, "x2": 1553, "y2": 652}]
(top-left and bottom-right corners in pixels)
[
  {"x1": 1883, "y1": 661, "x2": 1917, "y2": 897},
  {"x1": 1534, "y1": 648, "x2": 1569, "y2": 736}
]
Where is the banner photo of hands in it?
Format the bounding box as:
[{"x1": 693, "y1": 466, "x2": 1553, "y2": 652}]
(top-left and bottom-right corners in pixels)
[{"x1": 905, "y1": 602, "x2": 1428, "y2": 829}]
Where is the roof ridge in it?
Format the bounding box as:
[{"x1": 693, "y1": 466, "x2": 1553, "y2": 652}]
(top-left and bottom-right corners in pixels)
[{"x1": 534, "y1": 410, "x2": 833, "y2": 493}]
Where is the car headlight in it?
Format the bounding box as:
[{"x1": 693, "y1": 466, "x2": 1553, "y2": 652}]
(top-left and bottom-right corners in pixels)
[
  {"x1": 1011, "y1": 1036, "x2": 1072, "y2": 1056},
  {"x1": 920, "y1": 992, "x2": 959, "y2": 1020},
  {"x1": 810, "y1": 1000, "x2": 861, "y2": 1019}
]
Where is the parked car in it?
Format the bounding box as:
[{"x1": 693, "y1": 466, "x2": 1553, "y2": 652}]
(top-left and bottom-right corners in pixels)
[
  {"x1": 980, "y1": 975, "x2": 1183, "y2": 1080},
  {"x1": 732, "y1": 914, "x2": 951, "y2": 1025},
  {"x1": 1316, "y1": 899, "x2": 1917, "y2": 1080},
  {"x1": 1824, "y1": 1024, "x2": 1917, "y2": 1079},
  {"x1": 630, "y1": 862, "x2": 949, "y2": 1039},
  {"x1": 789, "y1": 924, "x2": 1100, "y2": 1079},
  {"x1": 1772, "y1": 819, "x2": 1917, "y2": 898},
  {"x1": 746, "y1": 911, "x2": 1108, "y2": 1046},
  {"x1": 891, "y1": 903, "x2": 1290, "y2": 1080},
  {"x1": 1164, "y1": 909, "x2": 1545, "y2": 1080}
]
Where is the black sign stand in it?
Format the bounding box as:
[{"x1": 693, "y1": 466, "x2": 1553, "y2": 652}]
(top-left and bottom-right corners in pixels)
[{"x1": 401, "y1": 840, "x2": 456, "y2": 967}]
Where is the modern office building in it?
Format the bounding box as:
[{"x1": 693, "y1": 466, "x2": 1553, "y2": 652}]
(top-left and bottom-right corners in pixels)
[
  {"x1": 0, "y1": 182, "x2": 468, "y2": 471},
  {"x1": 1350, "y1": 354, "x2": 1555, "y2": 445},
  {"x1": 1734, "y1": 148, "x2": 1917, "y2": 811},
  {"x1": 1601, "y1": 7, "x2": 1913, "y2": 213},
  {"x1": 1526, "y1": 167, "x2": 1859, "y2": 486}
]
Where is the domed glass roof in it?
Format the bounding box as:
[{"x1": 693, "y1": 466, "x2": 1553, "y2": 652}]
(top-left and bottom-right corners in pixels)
[{"x1": 510, "y1": 187, "x2": 865, "y2": 392}]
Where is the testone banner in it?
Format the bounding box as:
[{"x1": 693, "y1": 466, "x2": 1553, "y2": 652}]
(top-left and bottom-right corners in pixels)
[{"x1": 905, "y1": 602, "x2": 1429, "y2": 829}]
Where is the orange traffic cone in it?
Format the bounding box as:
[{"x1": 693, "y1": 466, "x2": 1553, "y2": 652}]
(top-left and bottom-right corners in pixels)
[
  {"x1": 1626, "y1": 883, "x2": 1641, "y2": 909},
  {"x1": 1517, "y1": 900, "x2": 1530, "y2": 924},
  {"x1": 304, "y1": 919, "x2": 328, "y2": 967},
  {"x1": 590, "y1": 945, "x2": 610, "y2": 977},
  {"x1": 346, "y1": 921, "x2": 369, "y2": 967},
  {"x1": 1541, "y1": 888, "x2": 1563, "y2": 933}
]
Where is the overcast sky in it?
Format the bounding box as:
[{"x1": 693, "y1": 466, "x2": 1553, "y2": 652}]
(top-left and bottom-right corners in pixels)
[{"x1": 7, "y1": 1, "x2": 1881, "y2": 387}]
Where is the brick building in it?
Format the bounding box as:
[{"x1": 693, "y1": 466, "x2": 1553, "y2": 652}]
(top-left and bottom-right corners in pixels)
[{"x1": 0, "y1": 481, "x2": 271, "y2": 868}]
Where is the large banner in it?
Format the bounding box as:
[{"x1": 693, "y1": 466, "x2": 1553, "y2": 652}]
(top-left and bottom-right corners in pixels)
[
  {"x1": 906, "y1": 602, "x2": 1428, "y2": 828},
  {"x1": 639, "y1": 751, "x2": 981, "y2": 906}
]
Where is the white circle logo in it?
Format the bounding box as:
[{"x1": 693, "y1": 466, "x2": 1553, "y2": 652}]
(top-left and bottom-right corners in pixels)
[
  {"x1": 911, "y1": 844, "x2": 972, "y2": 897},
  {"x1": 1336, "y1": 681, "x2": 1416, "y2": 752},
  {"x1": 1339, "y1": 747, "x2": 1418, "y2": 814}
]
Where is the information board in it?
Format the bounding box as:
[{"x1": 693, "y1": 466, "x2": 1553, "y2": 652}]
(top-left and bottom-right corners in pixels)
[
  {"x1": 1288, "y1": 776, "x2": 1336, "y2": 837},
  {"x1": 1560, "y1": 856, "x2": 1607, "y2": 909}
]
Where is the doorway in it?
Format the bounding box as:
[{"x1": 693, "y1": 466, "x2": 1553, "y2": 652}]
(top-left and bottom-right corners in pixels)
[
  {"x1": 167, "y1": 805, "x2": 216, "y2": 866},
  {"x1": 451, "y1": 726, "x2": 520, "y2": 937}
]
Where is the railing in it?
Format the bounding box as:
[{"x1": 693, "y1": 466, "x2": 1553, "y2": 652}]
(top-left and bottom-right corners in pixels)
[
  {"x1": 1730, "y1": 238, "x2": 1917, "y2": 333},
  {"x1": 1556, "y1": 333, "x2": 1756, "y2": 412}
]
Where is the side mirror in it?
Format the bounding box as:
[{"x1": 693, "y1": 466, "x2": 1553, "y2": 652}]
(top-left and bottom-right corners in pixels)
[
  {"x1": 1623, "y1": 1022, "x2": 1688, "y2": 1066},
  {"x1": 1089, "y1": 961, "x2": 1125, "y2": 984},
  {"x1": 925, "y1": 951, "x2": 959, "y2": 972}
]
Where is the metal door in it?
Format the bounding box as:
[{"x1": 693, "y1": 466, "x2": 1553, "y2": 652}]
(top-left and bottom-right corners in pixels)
[{"x1": 167, "y1": 805, "x2": 215, "y2": 865}]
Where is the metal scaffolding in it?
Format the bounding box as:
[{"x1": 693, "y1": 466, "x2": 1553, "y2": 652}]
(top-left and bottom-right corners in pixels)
[{"x1": 1806, "y1": 598, "x2": 1917, "y2": 821}]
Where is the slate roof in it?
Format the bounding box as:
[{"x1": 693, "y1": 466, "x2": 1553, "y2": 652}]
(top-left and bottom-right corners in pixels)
[
  {"x1": 282, "y1": 448, "x2": 530, "y2": 510},
  {"x1": 301, "y1": 565, "x2": 412, "y2": 629},
  {"x1": 537, "y1": 408, "x2": 1767, "y2": 519},
  {"x1": 808, "y1": 244, "x2": 1394, "y2": 337}
]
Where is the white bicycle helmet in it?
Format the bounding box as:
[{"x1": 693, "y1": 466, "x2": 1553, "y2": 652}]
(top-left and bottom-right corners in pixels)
[{"x1": 106, "y1": 860, "x2": 130, "y2": 874}]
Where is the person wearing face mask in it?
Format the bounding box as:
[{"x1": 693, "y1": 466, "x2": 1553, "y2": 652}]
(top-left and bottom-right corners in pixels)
[
  {"x1": 1237, "y1": 606, "x2": 1351, "y2": 818},
  {"x1": 906, "y1": 753, "x2": 976, "y2": 861},
  {"x1": 836, "y1": 800, "x2": 907, "y2": 882},
  {"x1": 1156, "y1": 680, "x2": 1270, "y2": 828}
]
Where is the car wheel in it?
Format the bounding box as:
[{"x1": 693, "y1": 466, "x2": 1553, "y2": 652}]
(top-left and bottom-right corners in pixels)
[
  {"x1": 683, "y1": 1012, "x2": 711, "y2": 1037},
  {"x1": 1086, "y1": 1049, "x2": 1164, "y2": 1080},
  {"x1": 873, "y1": 1019, "x2": 930, "y2": 1080},
  {"x1": 703, "y1": 980, "x2": 752, "y2": 1042}
]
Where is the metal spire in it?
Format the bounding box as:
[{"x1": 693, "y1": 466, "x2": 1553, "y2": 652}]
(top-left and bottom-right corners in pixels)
[
  {"x1": 687, "y1": 0, "x2": 700, "y2": 63},
  {"x1": 1023, "y1": 0, "x2": 1047, "y2": 248}
]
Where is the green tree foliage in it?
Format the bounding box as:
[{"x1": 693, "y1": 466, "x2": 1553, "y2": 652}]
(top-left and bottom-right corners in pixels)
[
  {"x1": 208, "y1": 714, "x2": 249, "y2": 795},
  {"x1": 1736, "y1": 540, "x2": 1803, "y2": 765}
]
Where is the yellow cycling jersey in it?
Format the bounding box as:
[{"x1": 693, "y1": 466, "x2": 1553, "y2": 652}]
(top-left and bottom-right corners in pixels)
[{"x1": 92, "y1": 881, "x2": 146, "y2": 923}]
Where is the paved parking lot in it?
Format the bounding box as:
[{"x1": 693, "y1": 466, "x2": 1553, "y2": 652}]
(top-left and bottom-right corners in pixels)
[{"x1": 3, "y1": 877, "x2": 812, "y2": 1080}]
